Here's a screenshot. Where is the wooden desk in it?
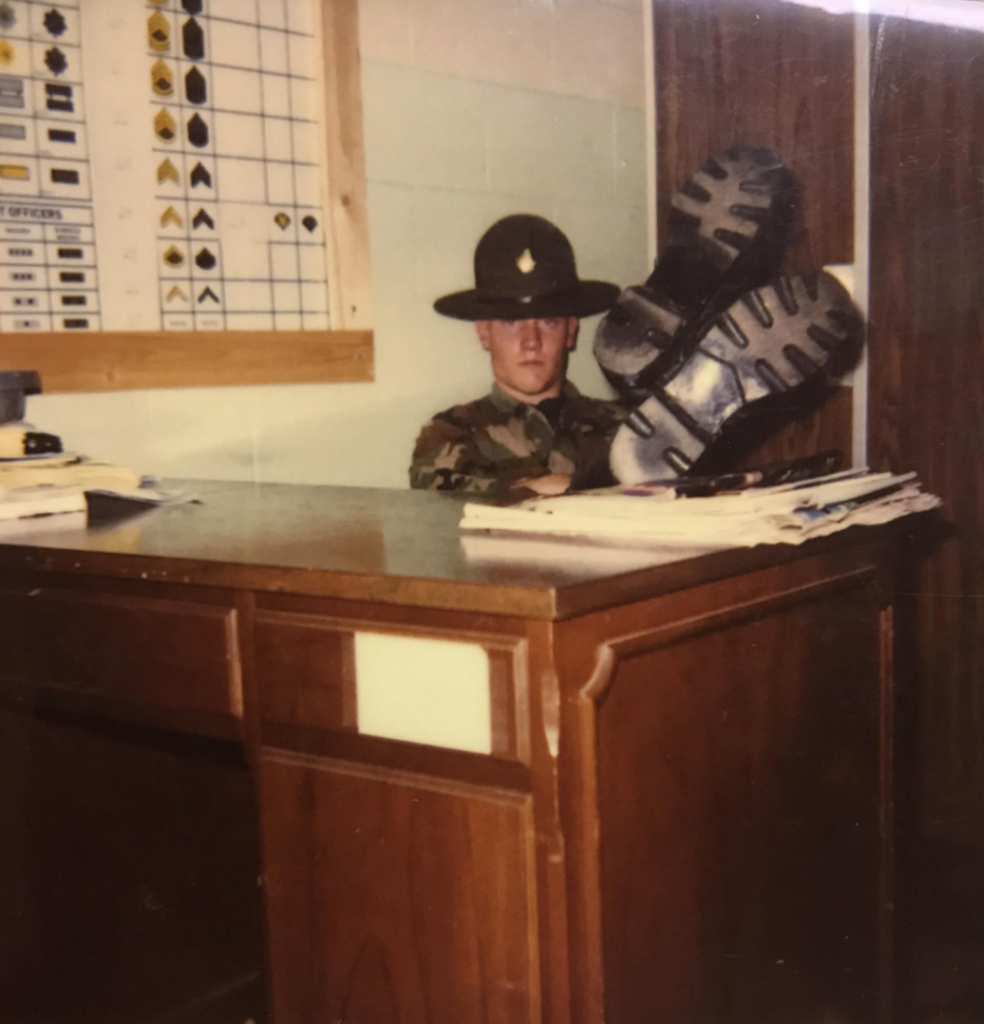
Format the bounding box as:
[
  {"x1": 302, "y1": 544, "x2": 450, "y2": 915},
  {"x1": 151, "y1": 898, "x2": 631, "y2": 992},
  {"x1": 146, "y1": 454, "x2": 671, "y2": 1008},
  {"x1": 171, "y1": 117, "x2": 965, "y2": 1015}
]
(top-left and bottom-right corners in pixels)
[{"x1": 0, "y1": 482, "x2": 898, "y2": 1024}]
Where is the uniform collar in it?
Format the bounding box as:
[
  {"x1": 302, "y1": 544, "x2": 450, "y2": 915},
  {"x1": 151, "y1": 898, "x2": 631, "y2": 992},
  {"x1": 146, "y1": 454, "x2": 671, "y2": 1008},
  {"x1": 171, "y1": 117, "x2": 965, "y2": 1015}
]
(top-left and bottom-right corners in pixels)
[{"x1": 489, "y1": 380, "x2": 580, "y2": 415}]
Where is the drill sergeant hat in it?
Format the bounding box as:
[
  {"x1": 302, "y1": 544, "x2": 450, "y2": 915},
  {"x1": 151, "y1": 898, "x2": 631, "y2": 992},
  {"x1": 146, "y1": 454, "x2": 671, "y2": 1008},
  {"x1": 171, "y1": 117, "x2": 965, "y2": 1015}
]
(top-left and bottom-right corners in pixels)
[{"x1": 434, "y1": 214, "x2": 621, "y2": 322}]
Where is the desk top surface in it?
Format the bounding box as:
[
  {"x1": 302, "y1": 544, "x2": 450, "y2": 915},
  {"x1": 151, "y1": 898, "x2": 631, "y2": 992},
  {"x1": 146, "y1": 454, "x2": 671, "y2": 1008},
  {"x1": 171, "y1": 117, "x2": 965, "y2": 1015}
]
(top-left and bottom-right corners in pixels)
[{"x1": 0, "y1": 480, "x2": 887, "y2": 619}]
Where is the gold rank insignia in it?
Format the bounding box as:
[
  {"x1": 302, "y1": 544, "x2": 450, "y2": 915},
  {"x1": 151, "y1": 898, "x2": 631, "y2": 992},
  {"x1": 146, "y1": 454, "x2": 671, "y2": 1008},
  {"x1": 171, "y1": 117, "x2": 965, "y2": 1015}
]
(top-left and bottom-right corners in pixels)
[
  {"x1": 0, "y1": 39, "x2": 13, "y2": 65},
  {"x1": 151, "y1": 59, "x2": 173, "y2": 96},
  {"x1": 155, "y1": 107, "x2": 176, "y2": 142},
  {"x1": 163, "y1": 245, "x2": 184, "y2": 268},
  {"x1": 166, "y1": 285, "x2": 188, "y2": 303},
  {"x1": 160, "y1": 206, "x2": 182, "y2": 228},
  {"x1": 148, "y1": 12, "x2": 169, "y2": 52},
  {"x1": 157, "y1": 157, "x2": 179, "y2": 184},
  {"x1": 274, "y1": 212, "x2": 291, "y2": 230}
]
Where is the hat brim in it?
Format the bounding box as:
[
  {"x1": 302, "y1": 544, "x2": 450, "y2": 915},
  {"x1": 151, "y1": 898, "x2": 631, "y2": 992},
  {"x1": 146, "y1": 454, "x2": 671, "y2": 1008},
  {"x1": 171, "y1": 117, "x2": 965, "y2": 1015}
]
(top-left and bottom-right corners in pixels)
[{"x1": 434, "y1": 281, "x2": 621, "y2": 322}]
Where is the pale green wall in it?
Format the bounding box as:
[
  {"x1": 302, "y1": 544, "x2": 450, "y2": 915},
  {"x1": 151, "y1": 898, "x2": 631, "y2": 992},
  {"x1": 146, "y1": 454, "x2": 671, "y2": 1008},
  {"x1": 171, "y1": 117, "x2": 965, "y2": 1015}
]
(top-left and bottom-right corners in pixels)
[{"x1": 31, "y1": 0, "x2": 650, "y2": 489}]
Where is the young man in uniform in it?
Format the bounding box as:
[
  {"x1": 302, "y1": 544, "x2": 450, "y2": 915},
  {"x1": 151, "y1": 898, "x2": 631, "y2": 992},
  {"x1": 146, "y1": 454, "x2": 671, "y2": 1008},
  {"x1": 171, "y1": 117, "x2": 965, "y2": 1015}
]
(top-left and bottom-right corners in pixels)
[{"x1": 410, "y1": 214, "x2": 623, "y2": 498}]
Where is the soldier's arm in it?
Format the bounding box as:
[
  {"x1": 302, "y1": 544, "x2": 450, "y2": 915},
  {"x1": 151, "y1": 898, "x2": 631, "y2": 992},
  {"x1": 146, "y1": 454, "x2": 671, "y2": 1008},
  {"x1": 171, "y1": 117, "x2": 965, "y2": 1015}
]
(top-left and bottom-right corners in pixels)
[{"x1": 409, "y1": 414, "x2": 512, "y2": 495}]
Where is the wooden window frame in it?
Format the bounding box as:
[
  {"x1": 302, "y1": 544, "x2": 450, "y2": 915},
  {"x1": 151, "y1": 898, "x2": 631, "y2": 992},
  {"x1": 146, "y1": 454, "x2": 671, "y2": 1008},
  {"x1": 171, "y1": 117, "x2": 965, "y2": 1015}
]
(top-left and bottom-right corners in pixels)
[{"x1": 0, "y1": 0, "x2": 373, "y2": 393}]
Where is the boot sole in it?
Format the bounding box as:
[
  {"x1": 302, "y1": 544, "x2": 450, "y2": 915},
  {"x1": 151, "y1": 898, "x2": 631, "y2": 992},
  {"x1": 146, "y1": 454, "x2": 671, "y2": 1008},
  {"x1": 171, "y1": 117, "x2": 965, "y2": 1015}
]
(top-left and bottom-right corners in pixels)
[
  {"x1": 609, "y1": 272, "x2": 863, "y2": 482},
  {"x1": 667, "y1": 144, "x2": 795, "y2": 278},
  {"x1": 595, "y1": 145, "x2": 796, "y2": 399}
]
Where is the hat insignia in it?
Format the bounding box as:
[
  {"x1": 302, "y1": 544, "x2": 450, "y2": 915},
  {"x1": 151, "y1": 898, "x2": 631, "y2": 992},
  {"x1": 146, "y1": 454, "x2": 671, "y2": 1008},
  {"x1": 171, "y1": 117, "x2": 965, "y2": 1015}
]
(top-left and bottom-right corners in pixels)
[{"x1": 516, "y1": 248, "x2": 536, "y2": 274}]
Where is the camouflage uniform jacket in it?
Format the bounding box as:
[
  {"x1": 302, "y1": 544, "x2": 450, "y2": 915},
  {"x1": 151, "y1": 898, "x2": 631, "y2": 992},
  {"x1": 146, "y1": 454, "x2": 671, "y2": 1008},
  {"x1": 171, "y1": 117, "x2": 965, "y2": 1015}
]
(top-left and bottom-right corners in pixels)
[{"x1": 409, "y1": 381, "x2": 625, "y2": 496}]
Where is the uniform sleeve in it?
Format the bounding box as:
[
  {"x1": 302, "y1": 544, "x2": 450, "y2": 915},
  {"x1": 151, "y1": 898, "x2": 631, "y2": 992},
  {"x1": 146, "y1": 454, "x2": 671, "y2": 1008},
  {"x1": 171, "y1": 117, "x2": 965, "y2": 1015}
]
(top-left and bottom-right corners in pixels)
[{"x1": 409, "y1": 411, "x2": 512, "y2": 496}]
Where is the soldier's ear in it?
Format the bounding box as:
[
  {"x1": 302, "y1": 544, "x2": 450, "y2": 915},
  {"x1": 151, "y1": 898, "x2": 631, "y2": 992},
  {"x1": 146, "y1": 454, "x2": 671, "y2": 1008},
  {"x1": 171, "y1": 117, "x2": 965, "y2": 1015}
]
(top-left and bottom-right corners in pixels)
[
  {"x1": 475, "y1": 321, "x2": 493, "y2": 351},
  {"x1": 565, "y1": 317, "x2": 579, "y2": 350}
]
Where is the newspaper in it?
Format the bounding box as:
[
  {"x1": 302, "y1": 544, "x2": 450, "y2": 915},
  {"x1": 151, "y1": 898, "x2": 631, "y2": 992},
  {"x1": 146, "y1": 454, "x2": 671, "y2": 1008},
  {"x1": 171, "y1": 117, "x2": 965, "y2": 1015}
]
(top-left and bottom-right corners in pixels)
[{"x1": 461, "y1": 469, "x2": 941, "y2": 548}]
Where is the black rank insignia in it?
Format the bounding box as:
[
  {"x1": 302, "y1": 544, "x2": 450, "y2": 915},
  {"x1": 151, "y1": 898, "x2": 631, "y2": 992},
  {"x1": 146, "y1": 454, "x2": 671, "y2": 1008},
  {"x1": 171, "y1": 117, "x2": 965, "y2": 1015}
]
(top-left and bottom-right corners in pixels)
[
  {"x1": 185, "y1": 66, "x2": 206, "y2": 104},
  {"x1": 195, "y1": 247, "x2": 216, "y2": 270},
  {"x1": 302, "y1": 215, "x2": 319, "y2": 233},
  {"x1": 192, "y1": 208, "x2": 214, "y2": 229},
  {"x1": 198, "y1": 285, "x2": 220, "y2": 304},
  {"x1": 148, "y1": 12, "x2": 170, "y2": 53},
  {"x1": 44, "y1": 47, "x2": 67, "y2": 75},
  {"x1": 183, "y1": 18, "x2": 204, "y2": 60},
  {"x1": 190, "y1": 161, "x2": 211, "y2": 187},
  {"x1": 0, "y1": 4, "x2": 14, "y2": 31},
  {"x1": 151, "y1": 59, "x2": 173, "y2": 97},
  {"x1": 187, "y1": 112, "x2": 208, "y2": 147},
  {"x1": 182, "y1": 0, "x2": 203, "y2": 14},
  {"x1": 43, "y1": 9, "x2": 66, "y2": 36},
  {"x1": 155, "y1": 108, "x2": 177, "y2": 142}
]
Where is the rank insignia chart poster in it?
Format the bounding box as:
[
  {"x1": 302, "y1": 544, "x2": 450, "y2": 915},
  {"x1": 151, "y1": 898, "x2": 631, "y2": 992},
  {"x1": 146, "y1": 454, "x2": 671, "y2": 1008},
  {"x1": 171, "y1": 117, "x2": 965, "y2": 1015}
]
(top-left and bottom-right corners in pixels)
[{"x1": 0, "y1": 0, "x2": 336, "y2": 333}]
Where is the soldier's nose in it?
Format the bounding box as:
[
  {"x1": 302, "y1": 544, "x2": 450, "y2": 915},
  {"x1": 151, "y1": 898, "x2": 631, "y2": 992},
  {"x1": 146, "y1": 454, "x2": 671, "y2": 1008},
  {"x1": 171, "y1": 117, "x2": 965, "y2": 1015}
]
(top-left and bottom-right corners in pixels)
[{"x1": 519, "y1": 321, "x2": 542, "y2": 348}]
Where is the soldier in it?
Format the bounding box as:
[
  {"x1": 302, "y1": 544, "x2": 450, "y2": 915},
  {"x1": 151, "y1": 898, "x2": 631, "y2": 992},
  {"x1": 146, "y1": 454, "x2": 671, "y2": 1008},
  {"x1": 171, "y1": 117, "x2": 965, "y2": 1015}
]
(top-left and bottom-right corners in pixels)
[{"x1": 409, "y1": 214, "x2": 623, "y2": 498}]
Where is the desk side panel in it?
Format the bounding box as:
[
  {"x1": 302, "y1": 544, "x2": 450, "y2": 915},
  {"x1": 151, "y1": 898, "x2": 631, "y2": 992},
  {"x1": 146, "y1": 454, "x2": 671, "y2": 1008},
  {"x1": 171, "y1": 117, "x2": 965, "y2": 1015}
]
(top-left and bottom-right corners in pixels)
[{"x1": 589, "y1": 570, "x2": 889, "y2": 1023}]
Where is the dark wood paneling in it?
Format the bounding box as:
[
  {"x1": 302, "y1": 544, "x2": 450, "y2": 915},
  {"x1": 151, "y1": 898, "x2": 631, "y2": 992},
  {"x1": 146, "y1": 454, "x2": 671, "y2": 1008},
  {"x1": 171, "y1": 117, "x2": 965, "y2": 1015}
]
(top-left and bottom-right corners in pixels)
[
  {"x1": 595, "y1": 580, "x2": 887, "y2": 1023},
  {"x1": 868, "y1": 16, "x2": 984, "y2": 841},
  {"x1": 655, "y1": 0, "x2": 854, "y2": 270},
  {"x1": 654, "y1": 0, "x2": 856, "y2": 465},
  {"x1": 260, "y1": 754, "x2": 539, "y2": 1024}
]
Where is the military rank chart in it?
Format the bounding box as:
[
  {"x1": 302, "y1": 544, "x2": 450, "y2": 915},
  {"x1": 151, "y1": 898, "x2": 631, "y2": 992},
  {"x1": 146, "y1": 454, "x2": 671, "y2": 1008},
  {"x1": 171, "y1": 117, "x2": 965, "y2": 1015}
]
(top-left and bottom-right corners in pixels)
[
  {"x1": 0, "y1": 0, "x2": 335, "y2": 334},
  {"x1": 0, "y1": 1, "x2": 100, "y2": 331}
]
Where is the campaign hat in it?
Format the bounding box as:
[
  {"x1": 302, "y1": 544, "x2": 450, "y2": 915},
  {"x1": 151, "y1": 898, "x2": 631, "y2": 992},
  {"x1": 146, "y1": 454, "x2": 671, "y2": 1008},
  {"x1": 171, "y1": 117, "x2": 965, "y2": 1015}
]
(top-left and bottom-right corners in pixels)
[{"x1": 434, "y1": 214, "x2": 620, "y2": 321}]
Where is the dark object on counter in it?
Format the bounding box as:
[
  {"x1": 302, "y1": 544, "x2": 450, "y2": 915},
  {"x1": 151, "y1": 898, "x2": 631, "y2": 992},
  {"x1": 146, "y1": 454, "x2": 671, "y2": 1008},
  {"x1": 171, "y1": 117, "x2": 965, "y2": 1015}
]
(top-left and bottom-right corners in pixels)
[
  {"x1": 645, "y1": 449, "x2": 844, "y2": 497},
  {"x1": 19, "y1": 430, "x2": 63, "y2": 456},
  {"x1": 0, "y1": 369, "x2": 41, "y2": 424}
]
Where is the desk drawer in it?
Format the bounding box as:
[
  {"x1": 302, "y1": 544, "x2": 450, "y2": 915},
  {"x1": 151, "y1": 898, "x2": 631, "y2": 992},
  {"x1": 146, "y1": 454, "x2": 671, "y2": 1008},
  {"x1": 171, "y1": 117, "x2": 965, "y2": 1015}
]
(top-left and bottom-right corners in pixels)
[
  {"x1": 255, "y1": 610, "x2": 527, "y2": 762},
  {"x1": 0, "y1": 586, "x2": 241, "y2": 724}
]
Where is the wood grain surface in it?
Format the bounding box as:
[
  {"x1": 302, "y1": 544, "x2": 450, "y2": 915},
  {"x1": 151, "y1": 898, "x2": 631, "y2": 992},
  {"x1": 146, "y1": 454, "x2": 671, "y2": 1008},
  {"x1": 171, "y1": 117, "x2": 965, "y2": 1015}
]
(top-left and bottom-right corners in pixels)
[
  {"x1": 867, "y1": 15, "x2": 984, "y2": 842},
  {"x1": 594, "y1": 580, "x2": 885, "y2": 1022},
  {"x1": 0, "y1": 328, "x2": 374, "y2": 392},
  {"x1": 0, "y1": 480, "x2": 915, "y2": 621},
  {"x1": 260, "y1": 755, "x2": 539, "y2": 1024}
]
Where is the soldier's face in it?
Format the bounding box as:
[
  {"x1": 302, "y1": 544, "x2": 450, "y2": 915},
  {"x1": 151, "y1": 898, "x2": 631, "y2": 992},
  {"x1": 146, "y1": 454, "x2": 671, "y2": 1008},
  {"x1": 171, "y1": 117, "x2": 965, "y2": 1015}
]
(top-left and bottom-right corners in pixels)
[{"x1": 475, "y1": 316, "x2": 577, "y2": 404}]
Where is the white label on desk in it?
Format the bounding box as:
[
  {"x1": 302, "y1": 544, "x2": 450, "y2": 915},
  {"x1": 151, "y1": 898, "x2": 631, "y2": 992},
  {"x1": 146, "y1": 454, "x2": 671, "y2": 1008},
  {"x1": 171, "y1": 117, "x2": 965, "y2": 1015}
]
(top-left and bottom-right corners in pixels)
[{"x1": 353, "y1": 633, "x2": 492, "y2": 754}]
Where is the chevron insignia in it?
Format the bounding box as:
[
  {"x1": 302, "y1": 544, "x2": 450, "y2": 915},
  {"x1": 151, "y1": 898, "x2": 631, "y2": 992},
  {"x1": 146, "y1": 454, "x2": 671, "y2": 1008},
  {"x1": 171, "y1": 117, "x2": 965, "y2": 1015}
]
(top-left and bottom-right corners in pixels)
[
  {"x1": 160, "y1": 206, "x2": 182, "y2": 228},
  {"x1": 148, "y1": 12, "x2": 170, "y2": 52},
  {"x1": 154, "y1": 107, "x2": 176, "y2": 142},
  {"x1": 157, "y1": 158, "x2": 179, "y2": 184},
  {"x1": 151, "y1": 59, "x2": 173, "y2": 97}
]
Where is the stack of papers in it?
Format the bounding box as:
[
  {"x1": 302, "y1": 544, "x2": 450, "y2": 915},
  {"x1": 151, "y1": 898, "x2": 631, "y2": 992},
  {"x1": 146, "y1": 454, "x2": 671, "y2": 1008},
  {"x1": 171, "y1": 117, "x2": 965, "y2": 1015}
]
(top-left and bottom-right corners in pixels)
[
  {"x1": 0, "y1": 453, "x2": 142, "y2": 492},
  {"x1": 0, "y1": 422, "x2": 197, "y2": 531},
  {"x1": 0, "y1": 485, "x2": 87, "y2": 522},
  {"x1": 461, "y1": 469, "x2": 941, "y2": 548}
]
